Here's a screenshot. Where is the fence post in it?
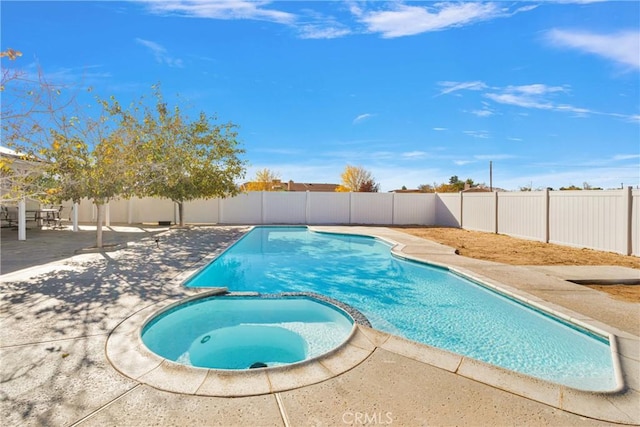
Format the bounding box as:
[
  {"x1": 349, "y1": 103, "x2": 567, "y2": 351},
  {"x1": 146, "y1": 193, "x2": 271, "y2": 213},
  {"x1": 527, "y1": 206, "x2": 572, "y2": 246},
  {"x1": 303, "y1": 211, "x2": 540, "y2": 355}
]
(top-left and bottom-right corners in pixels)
[
  {"x1": 218, "y1": 197, "x2": 223, "y2": 224},
  {"x1": 18, "y1": 197, "x2": 26, "y2": 241},
  {"x1": 261, "y1": 191, "x2": 266, "y2": 225},
  {"x1": 73, "y1": 202, "x2": 79, "y2": 232},
  {"x1": 391, "y1": 192, "x2": 395, "y2": 225},
  {"x1": 544, "y1": 188, "x2": 550, "y2": 243},
  {"x1": 349, "y1": 192, "x2": 353, "y2": 224},
  {"x1": 459, "y1": 191, "x2": 464, "y2": 228},
  {"x1": 623, "y1": 186, "x2": 632, "y2": 256},
  {"x1": 494, "y1": 191, "x2": 499, "y2": 234},
  {"x1": 305, "y1": 191, "x2": 311, "y2": 224}
]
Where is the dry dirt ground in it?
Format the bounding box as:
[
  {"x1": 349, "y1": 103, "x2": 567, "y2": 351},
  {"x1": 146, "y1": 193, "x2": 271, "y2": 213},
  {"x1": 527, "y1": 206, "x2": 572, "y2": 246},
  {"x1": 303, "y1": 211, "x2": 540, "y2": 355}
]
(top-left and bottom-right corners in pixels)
[{"x1": 392, "y1": 227, "x2": 640, "y2": 303}]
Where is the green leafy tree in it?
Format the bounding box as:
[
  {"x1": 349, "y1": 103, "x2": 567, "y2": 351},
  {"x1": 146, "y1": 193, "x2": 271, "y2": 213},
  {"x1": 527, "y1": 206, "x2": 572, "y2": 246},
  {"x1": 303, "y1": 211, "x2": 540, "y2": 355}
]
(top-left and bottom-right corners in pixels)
[
  {"x1": 41, "y1": 98, "x2": 136, "y2": 247},
  {"x1": 435, "y1": 176, "x2": 476, "y2": 192},
  {"x1": 132, "y1": 89, "x2": 246, "y2": 226}
]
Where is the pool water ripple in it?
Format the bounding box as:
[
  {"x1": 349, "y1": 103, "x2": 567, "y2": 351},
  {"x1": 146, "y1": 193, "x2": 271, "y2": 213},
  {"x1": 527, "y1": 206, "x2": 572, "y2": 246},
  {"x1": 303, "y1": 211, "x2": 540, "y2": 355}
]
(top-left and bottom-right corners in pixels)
[{"x1": 186, "y1": 226, "x2": 617, "y2": 391}]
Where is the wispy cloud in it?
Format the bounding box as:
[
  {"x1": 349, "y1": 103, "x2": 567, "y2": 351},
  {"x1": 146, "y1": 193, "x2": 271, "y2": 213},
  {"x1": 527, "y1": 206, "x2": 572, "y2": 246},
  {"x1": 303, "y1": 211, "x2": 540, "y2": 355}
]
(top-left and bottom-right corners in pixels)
[
  {"x1": 432, "y1": 127, "x2": 447, "y2": 131},
  {"x1": 352, "y1": 2, "x2": 505, "y2": 38},
  {"x1": 402, "y1": 151, "x2": 428, "y2": 159},
  {"x1": 437, "y1": 81, "x2": 487, "y2": 96},
  {"x1": 441, "y1": 80, "x2": 638, "y2": 121},
  {"x1": 353, "y1": 113, "x2": 374, "y2": 124},
  {"x1": 142, "y1": 0, "x2": 295, "y2": 24},
  {"x1": 135, "y1": 38, "x2": 184, "y2": 67},
  {"x1": 463, "y1": 130, "x2": 490, "y2": 139},
  {"x1": 485, "y1": 84, "x2": 567, "y2": 110},
  {"x1": 469, "y1": 103, "x2": 495, "y2": 117},
  {"x1": 546, "y1": 29, "x2": 640, "y2": 71},
  {"x1": 453, "y1": 159, "x2": 475, "y2": 166},
  {"x1": 298, "y1": 25, "x2": 351, "y2": 39},
  {"x1": 612, "y1": 154, "x2": 640, "y2": 161},
  {"x1": 141, "y1": 0, "x2": 351, "y2": 40}
]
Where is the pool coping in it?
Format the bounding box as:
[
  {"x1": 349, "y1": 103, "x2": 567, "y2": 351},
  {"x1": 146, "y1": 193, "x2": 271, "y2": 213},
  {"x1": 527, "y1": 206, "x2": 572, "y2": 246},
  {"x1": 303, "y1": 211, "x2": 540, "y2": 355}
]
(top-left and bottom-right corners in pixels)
[
  {"x1": 106, "y1": 289, "x2": 376, "y2": 397},
  {"x1": 104, "y1": 225, "x2": 640, "y2": 425}
]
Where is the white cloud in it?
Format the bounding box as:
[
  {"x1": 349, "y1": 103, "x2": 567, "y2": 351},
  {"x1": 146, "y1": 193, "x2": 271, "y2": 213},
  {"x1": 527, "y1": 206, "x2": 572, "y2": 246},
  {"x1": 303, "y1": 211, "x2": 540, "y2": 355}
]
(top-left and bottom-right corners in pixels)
[
  {"x1": 454, "y1": 159, "x2": 475, "y2": 166},
  {"x1": 354, "y1": 2, "x2": 502, "y2": 38},
  {"x1": 353, "y1": 113, "x2": 374, "y2": 124},
  {"x1": 463, "y1": 130, "x2": 490, "y2": 139},
  {"x1": 440, "y1": 80, "x2": 638, "y2": 121},
  {"x1": 402, "y1": 151, "x2": 428, "y2": 159},
  {"x1": 432, "y1": 127, "x2": 447, "y2": 131},
  {"x1": 437, "y1": 81, "x2": 488, "y2": 96},
  {"x1": 143, "y1": 0, "x2": 295, "y2": 24},
  {"x1": 298, "y1": 25, "x2": 351, "y2": 39},
  {"x1": 546, "y1": 29, "x2": 640, "y2": 71},
  {"x1": 470, "y1": 109, "x2": 494, "y2": 117},
  {"x1": 612, "y1": 154, "x2": 640, "y2": 161},
  {"x1": 135, "y1": 38, "x2": 184, "y2": 68}
]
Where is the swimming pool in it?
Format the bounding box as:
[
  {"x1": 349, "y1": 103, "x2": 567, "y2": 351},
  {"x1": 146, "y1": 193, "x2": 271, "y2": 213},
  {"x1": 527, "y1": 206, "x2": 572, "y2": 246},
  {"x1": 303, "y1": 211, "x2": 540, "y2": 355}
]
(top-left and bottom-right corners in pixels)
[
  {"x1": 141, "y1": 295, "x2": 356, "y2": 369},
  {"x1": 186, "y1": 226, "x2": 617, "y2": 391}
]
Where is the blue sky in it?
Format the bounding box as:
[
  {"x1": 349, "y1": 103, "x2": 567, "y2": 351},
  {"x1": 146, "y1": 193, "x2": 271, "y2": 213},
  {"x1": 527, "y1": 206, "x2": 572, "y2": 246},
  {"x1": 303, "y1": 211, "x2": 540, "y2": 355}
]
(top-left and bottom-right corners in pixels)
[{"x1": 2, "y1": 1, "x2": 639, "y2": 191}]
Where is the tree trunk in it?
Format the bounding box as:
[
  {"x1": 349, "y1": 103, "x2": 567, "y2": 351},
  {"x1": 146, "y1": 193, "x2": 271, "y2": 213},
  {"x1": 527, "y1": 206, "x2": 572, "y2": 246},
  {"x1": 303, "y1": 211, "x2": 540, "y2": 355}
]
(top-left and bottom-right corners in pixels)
[
  {"x1": 178, "y1": 202, "x2": 185, "y2": 227},
  {"x1": 96, "y1": 203, "x2": 104, "y2": 248}
]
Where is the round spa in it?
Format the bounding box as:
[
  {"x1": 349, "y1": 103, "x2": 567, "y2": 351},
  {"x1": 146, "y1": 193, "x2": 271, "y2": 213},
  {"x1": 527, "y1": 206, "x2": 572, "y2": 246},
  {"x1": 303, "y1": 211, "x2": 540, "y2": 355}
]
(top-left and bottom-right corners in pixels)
[{"x1": 141, "y1": 295, "x2": 356, "y2": 370}]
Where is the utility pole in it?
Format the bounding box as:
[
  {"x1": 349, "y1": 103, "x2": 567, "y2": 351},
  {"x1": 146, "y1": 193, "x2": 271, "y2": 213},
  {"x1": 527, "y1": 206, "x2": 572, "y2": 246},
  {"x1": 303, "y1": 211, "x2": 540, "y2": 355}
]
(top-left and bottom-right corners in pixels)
[{"x1": 489, "y1": 161, "x2": 493, "y2": 191}]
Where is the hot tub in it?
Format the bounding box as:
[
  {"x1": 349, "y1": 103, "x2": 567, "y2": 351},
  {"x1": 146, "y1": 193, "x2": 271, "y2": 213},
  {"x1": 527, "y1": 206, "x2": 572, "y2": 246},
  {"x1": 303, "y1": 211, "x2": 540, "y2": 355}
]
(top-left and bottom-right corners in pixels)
[{"x1": 141, "y1": 295, "x2": 356, "y2": 370}]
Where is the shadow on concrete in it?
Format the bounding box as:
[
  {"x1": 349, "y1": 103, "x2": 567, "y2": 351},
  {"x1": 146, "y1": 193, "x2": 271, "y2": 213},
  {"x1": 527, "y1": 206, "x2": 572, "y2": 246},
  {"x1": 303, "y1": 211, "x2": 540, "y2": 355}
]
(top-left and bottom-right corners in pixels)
[{"x1": 0, "y1": 225, "x2": 248, "y2": 426}]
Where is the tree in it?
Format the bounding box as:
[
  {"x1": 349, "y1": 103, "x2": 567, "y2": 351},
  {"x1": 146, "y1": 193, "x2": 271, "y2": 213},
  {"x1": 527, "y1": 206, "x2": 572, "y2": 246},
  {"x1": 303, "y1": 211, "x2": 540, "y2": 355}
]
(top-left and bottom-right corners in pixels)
[
  {"x1": 336, "y1": 165, "x2": 379, "y2": 192},
  {"x1": 39, "y1": 97, "x2": 137, "y2": 247},
  {"x1": 417, "y1": 184, "x2": 435, "y2": 193},
  {"x1": 131, "y1": 88, "x2": 246, "y2": 226},
  {"x1": 1, "y1": 48, "x2": 75, "y2": 202},
  {"x1": 2, "y1": 49, "x2": 135, "y2": 247},
  {"x1": 434, "y1": 176, "x2": 476, "y2": 192},
  {"x1": 244, "y1": 168, "x2": 282, "y2": 191},
  {"x1": 559, "y1": 185, "x2": 582, "y2": 191},
  {"x1": 358, "y1": 179, "x2": 380, "y2": 192}
]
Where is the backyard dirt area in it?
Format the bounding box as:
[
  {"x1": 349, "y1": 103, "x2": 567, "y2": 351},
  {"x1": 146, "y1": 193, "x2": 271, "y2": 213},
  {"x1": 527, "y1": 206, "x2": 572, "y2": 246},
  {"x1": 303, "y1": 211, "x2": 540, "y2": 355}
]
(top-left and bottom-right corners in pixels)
[{"x1": 393, "y1": 227, "x2": 640, "y2": 303}]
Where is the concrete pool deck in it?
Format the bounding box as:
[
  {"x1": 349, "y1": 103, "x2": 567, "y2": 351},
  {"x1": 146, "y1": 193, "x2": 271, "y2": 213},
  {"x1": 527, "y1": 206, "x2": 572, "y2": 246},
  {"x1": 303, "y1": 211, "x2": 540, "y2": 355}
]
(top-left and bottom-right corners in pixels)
[{"x1": 1, "y1": 225, "x2": 639, "y2": 426}]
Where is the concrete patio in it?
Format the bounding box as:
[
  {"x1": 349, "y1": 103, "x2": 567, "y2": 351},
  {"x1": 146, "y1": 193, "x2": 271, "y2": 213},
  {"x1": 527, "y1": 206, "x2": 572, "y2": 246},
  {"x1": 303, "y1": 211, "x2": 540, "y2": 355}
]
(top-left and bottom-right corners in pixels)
[{"x1": 1, "y1": 225, "x2": 638, "y2": 426}]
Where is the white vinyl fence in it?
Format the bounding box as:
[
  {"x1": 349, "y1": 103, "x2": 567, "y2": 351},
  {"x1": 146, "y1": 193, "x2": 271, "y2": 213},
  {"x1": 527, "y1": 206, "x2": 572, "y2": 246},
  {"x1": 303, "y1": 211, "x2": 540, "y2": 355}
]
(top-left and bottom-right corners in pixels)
[{"x1": 63, "y1": 188, "x2": 640, "y2": 256}]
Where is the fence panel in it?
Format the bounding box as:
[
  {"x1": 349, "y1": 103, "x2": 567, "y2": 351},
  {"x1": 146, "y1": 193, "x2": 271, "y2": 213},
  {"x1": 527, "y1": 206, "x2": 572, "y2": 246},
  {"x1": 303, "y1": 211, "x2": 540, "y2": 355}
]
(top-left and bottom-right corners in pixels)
[
  {"x1": 130, "y1": 197, "x2": 175, "y2": 224},
  {"x1": 435, "y1": 193, "x2": 461, "y2": 227},
  {"x1": 184, "y1": 199, "x2": 219, "y2": 224},
  {"x1": 392, "y1": 193, "x2": 436, "y2": 225},
  {"x1": 497, "y1": 192, "x2": 546, "y2": 241},
  {"x1": 107, "y1": 199, "x2": 129, "y2": 223},
  {"x1": 264, "y1": 192, "x2": 307, "y2": 224},
  {"x1": 307, "y1": 192, "x2": 350, "y2": 224},
  {"x1": 351, "y1": 193, "x2": 393, "y2": 224},
  {"x1": 549, "y1": 190, "x2": 625, "y2": 253},
  {"x1": 219, "y1": 193, "x2": 262, "y2": 224},
  {"x1": 461, "y1": 193, "x2": 495, "y2": 232}
]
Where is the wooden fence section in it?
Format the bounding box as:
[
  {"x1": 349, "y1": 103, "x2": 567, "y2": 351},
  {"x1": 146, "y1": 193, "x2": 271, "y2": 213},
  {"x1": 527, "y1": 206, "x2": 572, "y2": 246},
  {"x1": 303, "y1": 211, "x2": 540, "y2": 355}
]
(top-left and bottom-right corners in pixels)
[{"x1": 64, "y1": 188, "x2": 639, "y2": 256}]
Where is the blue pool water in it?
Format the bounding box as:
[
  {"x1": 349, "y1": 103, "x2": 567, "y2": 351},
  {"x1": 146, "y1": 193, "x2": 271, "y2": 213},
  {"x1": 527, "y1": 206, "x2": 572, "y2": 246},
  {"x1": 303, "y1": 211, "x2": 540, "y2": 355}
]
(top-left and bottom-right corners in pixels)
[
  {"x1": 186, "y1": 227, "x2": 617, "y2": 390},
  {"x1": 142, "y1": 296, "x2": 354, "y2": 369}
]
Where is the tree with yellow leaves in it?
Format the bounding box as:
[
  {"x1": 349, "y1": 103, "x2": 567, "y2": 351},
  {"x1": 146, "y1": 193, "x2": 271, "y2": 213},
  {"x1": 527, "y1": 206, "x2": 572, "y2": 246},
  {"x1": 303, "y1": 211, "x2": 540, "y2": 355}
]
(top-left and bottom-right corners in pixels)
[
  {"x1": 336, "y1": 165, "x2": 379, "y2": 192},
  {"x1": 244, "y1": 168, "x2": 282, "y2": 191}
]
